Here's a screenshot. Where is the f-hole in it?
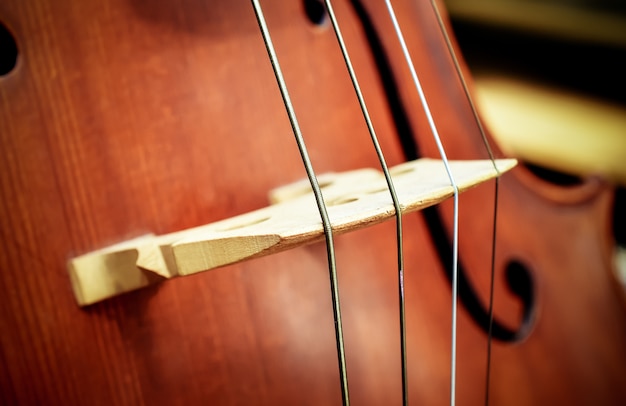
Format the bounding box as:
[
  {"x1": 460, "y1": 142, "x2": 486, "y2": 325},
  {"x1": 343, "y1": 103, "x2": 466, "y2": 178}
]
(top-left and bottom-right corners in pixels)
[
  {"x1": 0, "y1": 21, "x2": 18, "y2": 76},
  {"x1": 424, "y1": 205, "x2": 536, "y2": 342},
  {"x1": 303, "y1": 0, "x2": 328, "y2": 26},
  {"x1": 347, "y1": 0, "x2": 536, "y2": 342},
  {"x1": 503, "y1": 259, "x2": 536, "y2": 339}
]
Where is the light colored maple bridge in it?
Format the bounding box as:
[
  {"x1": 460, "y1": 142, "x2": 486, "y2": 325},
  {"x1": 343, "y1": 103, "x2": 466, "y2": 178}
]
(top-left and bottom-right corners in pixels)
[{"x1": 69, "y1": 158, "x2": 516, "y2": 306}]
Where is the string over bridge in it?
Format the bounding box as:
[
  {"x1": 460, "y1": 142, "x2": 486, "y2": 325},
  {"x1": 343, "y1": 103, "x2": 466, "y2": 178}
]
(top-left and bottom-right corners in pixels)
[{"x1": 68, "y1": 158, "x2": 516, "y2": 306}]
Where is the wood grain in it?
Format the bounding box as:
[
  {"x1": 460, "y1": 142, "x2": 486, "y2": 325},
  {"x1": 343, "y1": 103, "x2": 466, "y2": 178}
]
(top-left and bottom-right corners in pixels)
[{"x1": 1, "y1": 0, "x2": 625, "y2": 405}]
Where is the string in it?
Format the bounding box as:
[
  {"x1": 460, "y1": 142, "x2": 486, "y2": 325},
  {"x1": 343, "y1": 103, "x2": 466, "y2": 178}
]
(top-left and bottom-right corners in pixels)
[
  {"x1": 383, "y1": 1, "x2": 460, "y2": 405},
  {"x1": 250, "y1": 1, "x2": 350, "y2": 404},
  {"x1": 427, "y1": 2, "x2": 502, "y2": 404},
  {"x1": 320, "y1": 1, "x2": 409, "y2": 404}
]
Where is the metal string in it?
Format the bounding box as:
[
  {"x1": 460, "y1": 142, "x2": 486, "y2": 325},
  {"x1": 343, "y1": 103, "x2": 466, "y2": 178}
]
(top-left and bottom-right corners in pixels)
[
  {"x1": 321, "y1": 0, "x2": 409, "y2": 404},
  {"x1": 250, "y1": 1, "x2": 350, "y2": 404},
  {"x1": 383, "y1": 1, "x2": 460, "y2": 405},
  {"x1": 427, "y1": 2, "x2": 502, "y2": 404},
  {"x1": 252, "y1": 1, "x2": 499, "y2": 405}
]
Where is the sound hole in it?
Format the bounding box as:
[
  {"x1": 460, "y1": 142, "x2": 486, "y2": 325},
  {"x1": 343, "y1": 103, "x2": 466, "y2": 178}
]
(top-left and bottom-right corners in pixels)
[
  {"x1": 0, "y1": 21, "x2": 18, "y2": 76},
  {"x1": 504, "y1": 259, "x2": 536, "y2": 341},
  {"x1": 303, "y1": 0, "x2": 327, "y2": 26}
]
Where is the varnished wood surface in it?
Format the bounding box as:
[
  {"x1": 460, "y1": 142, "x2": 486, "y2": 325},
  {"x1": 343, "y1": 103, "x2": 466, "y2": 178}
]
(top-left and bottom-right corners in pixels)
[{"x1": 1, "y1": 0, "x2": 626, "y2": 405}]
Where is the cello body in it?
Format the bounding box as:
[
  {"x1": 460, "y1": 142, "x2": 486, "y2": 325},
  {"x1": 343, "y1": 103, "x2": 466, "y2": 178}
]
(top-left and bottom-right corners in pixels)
[{"x1": 0, "y1": 0, "x2": 625, "y2": 404}]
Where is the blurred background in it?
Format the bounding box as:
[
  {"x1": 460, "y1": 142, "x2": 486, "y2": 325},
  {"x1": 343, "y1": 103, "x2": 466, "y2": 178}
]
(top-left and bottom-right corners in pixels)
[{"x1": 444, "y1": 0, "x2": 626, "y2": 288}]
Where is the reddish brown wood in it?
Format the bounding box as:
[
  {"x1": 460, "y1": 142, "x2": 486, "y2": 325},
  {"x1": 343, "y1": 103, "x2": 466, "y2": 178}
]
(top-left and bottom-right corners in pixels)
[{"x1": 1, "y1": 0, "x2": 625, "y2": 405}]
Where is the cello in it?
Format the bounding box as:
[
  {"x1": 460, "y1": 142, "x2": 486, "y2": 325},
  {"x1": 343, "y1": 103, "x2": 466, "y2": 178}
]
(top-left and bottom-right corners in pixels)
[{"x1": 0, "y1": 0, "x2": 625, "y2": 404}]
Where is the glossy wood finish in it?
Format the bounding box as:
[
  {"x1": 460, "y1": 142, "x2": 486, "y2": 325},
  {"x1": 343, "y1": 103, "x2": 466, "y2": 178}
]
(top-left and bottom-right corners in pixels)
[{"x1": 1, "y1": 0, "x2": 625, "y2": 404}]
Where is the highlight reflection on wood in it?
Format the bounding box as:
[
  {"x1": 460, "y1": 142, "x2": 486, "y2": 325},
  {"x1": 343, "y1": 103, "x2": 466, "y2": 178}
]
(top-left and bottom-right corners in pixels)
[{"x1": 69, "y1": 158, "x2": 515, "y2": 306}]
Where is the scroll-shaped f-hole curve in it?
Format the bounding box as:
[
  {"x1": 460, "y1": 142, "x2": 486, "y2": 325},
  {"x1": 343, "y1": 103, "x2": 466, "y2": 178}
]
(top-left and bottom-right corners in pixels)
[
  {"x1": 0, "y1": 20, "x2": 18, "y2": 76},
  {"x1": 423, "y1": 206, "x2": 537, "y2": 342},
  {"x1": 347, "y1": 0, "x2": 536, "y2": 342}
]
